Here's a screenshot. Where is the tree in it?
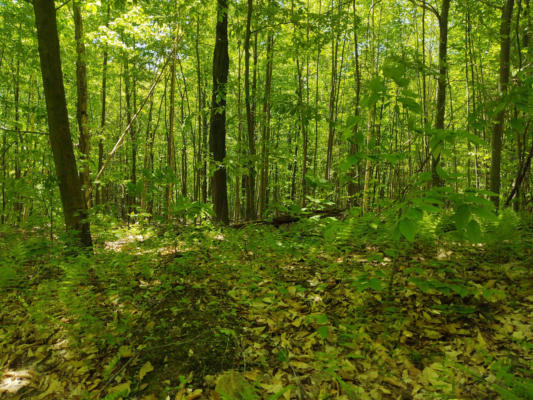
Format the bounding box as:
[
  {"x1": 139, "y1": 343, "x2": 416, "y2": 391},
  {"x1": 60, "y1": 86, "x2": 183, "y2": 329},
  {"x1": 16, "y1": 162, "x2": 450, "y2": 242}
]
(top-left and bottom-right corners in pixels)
[
  {"x1": 32, "y1": 0, "x2": 92, "y2": 248},
  {"x1": 244, "y1": 0, "x2": 257, "y2": 220},
  {"x1": 432, "y1": 0, "x2": 451, "y2": 188},
  {"x1": 73, "y1": 0, "x2": 90, "y2": 209},
  {"x1": 167, "y1": 34, "x2": 178, "y2": 218},
  {"x1": 209, "y1": 0, "x2": 230, "y2": 224},
  {"x1": 490, "y1": 0, "x2": 515, "y2": 207}
]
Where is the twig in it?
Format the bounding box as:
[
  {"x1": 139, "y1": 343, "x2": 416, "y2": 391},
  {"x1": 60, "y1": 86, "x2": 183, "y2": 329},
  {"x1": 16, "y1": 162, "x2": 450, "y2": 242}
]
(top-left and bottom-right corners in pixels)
[
  {"x1": 101, "y1": 354, "x2": 138, "y2": 392},
  {"x1": 0, "y1": 127, "x2": 48, "y2": 135},
  {"x1": 408, "y1": 0, "x2": 440, "y2": 19},
  {"x1": 505, "y1": 120, "x2": 533, "y2": 206},
  {"x1": 55, "y1": 0, "x2": 72, "y2": 11}
]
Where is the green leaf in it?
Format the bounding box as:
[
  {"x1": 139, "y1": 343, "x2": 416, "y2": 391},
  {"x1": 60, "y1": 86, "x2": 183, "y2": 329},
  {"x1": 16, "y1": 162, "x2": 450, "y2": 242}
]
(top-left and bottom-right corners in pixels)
[
  {"x1": 472, "y1": 205, "x2": 497, "y2": 221},
  {"x1": 399, "y1": 217, "x2": 416, "y2": 242},
  {"x1": 466, "y1": 219, "x2": 482, "y2": 243},
  {"x1": 455, "y1": 204, "x2": 471, "y2": 230},
  {"x1": 317, "y1": 325, "x2": 329, "y2": 339},
  {"x1": 313, "y1": 314, "x2": 329, "y2": 324},
  {"x1": 409, "y1": 278, "x2": 431, "y2": 293},
  {"x1": 398, "y1": 96, "x2": 422, "y2": 113},
  {"x1": 277, "y1": 348, "x2": 289, "y2": 362},
  {"x1": 406, "y1": 207, "x2": 423, "y2": 221},
  {"x1": 368, "y1": 278, "x2": 383, "y2": 292}
]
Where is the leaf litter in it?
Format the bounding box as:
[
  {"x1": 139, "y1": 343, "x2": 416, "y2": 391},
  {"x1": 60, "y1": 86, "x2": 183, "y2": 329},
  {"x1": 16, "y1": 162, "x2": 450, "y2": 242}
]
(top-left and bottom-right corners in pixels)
[{"x1": 0, "y1": 223, "x2": 531, "y2": 399}]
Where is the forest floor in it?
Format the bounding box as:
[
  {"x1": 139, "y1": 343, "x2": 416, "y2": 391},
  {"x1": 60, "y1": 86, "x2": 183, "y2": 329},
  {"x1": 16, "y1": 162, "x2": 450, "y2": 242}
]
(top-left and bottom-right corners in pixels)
[{"x1": 0, "y1": 219, "x2": 532, "y2": 399}]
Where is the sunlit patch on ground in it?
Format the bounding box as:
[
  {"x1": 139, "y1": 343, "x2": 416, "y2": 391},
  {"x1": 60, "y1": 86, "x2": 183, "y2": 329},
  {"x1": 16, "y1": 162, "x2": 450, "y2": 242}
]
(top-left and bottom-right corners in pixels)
[
  {"x1": 0, "y1": 369, "x2": 34, "y2": 394},
  {"x1": 105, "y1": 233, "x2": 148, "y2": 252}
]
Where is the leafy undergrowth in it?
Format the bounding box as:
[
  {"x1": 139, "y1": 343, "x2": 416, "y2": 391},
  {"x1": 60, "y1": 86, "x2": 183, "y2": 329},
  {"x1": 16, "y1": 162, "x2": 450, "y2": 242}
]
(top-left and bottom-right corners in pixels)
[{"x1": 0, "y1": 219, "x2": 532, "y2": 399}]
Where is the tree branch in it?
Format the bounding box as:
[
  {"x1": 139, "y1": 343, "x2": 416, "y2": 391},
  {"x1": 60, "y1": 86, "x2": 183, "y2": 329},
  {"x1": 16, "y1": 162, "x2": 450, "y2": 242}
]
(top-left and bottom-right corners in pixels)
[
  {"x1": 0, "y1": 127, "x2": 48, "y2": 136},
  {"x1": 408, "y1": 0, "x2": 440, "y2": 19},
  {"x1": 55, "y1": 0, "x2": 72, "y2": 11}
]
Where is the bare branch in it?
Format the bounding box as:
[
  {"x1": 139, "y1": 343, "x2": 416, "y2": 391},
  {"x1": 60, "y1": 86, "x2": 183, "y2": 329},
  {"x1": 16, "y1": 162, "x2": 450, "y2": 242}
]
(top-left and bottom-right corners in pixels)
[
  {"x1": 0, "y1": 127, "x2": 48, "y2": 136},
  {"x1": 408, "y1": 0, "x2": 440, "y2": 19},
  {"x1": 55, "y1": 0, "x2": 72, "y2": 11}
]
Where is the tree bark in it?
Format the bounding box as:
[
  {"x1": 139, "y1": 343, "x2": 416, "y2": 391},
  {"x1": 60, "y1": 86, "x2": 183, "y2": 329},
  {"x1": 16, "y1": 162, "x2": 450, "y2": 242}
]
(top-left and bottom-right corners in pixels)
[
  {"x1": 167, "y1": 42, "x2": 177, "y2": 218},
  {"x1": 432, "y1": 0, "x2": 450, "y2": 187},
  {"x1": 96, "y1": 2, "x2": 110, "y2": 206},
  {"x1": 325, "y1": 22, "x2": 339, "y2": 181},
  {"x1": 209, "y1": 0, "x2": 230, "y2": 224},
  {"x1": 33, "y1": 0, "x2": 92, "y2": 248},
  {"x1": 244, "y1": 0, "x2": 257, "y2": 220},
  {"x1": 73, "y1": 0, "x2": 90, "y2": 209},
  {"x1": 347, "y1": 0, "x2": 361, "y2": 205},
  {"x1": 259, "y1": 33, "x2": 274, "y2": 217},
  {"x1": 490, "y1": 0, "x2": 515, "y2": 207},
  {"x1": 235, "y1": 43, "x2": 243, "y2": 221}
]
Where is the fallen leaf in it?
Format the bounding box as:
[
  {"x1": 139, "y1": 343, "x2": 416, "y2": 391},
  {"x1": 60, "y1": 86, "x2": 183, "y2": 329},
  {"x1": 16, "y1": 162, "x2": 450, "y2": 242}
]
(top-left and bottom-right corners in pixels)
[{"x1": 139, "y1": 361, "x2": 154, "y2": 381}]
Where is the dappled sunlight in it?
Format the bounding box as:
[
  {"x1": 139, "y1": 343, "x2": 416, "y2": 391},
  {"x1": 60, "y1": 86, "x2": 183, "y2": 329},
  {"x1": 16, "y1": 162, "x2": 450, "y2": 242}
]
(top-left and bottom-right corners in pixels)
[
  {"x1": 104, "y1": 233, "x2": 149, "y2": 252},
  {"x1": 0, "y1": 369, "x2": 34, "y2": 394}
]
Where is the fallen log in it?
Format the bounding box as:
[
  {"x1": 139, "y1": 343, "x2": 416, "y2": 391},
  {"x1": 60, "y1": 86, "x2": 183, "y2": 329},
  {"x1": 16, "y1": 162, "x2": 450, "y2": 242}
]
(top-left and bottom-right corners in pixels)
[{"x1": 230, "y1": 208, "x2": 346, "y2": 229}]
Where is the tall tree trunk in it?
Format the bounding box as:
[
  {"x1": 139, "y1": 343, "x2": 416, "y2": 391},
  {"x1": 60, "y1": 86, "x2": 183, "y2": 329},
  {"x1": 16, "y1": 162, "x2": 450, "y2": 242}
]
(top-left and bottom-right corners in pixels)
[
  {"x1": 13, "y1": 56, "x2": 23, "y2": 223},
  {"x1": 195, "y1": 17, "x2": 202, "y2": 202},
  {"x1": 96, "y1": 3, "x2": 110, "y2": 206},
  {"x1": 432, "y1": 0, "x2": 451, "y2": 187},
  {"x1": 325, "y1": 21, "x2": 339, "y2": 181},
  {"x1": 362, "y1": 0, "x2": 376, "y2": 212},
  {"x1": 73, "y1": 0, "x2": 90, "y2": 209},
  {"x1": 124, "y1": 59, "x2": 137, "y2": 218},
  {"x1": 167, "y1": 43, "x2": 177, "y2": 218},
  {"x1": 201, "y1": 87, "x2": 209, "y2": 204},
  {"x1": 209, "y1": 0, "x2": 230, "y2": 224},
  {"x1": 33, "y1": 0, "x2": 92, "y2": 248},
  {"x1": 313, "y1": 0, "x2": 322, "y2": 182},
  {"x1": 148, "y1": 83, "x2": 166, "y2": 216},
  {"x1": 347, "y1": 0, "x2": 361, "y2": 205},
  {"x1": 235, "y1": 43, "x2": 243, "y2": 221},
  {"x1": 178, "y1": 58, "x2": 190, "y2": 198},
  {"x1": 244, "y1": 0, "x2": 257, "y2": 220},
  {"x1": 490, "y1": 0, "x2": 515, "y2": 207},
  {"x1": 258, "y1": 33, "x2": 274, "y2": 217},
  {"x1": 422, "y1": 6, "x2": 429, "y2": 170},
  {"x1": 141, "y1": 94, "x2": 154, "y2": 212},
  {"x1": 297, "y1": 56, "x2": 308, "y2": 207}
]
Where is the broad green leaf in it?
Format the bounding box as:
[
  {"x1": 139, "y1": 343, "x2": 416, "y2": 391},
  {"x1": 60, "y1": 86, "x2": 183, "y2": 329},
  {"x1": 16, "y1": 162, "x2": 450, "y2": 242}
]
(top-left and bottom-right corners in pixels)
[
  {"x1": 455, "y1": 204, "x2": 471, "y2": 230},
  {"x1": 466, "y1": 219, "x2": 482, "y2": 242},
  {"x1": 313, "y1": 314, "x2": 329, "y2": 324},
  {"x1": 368, "y1": 278, "x2": 383, "y2": 292},
  {"x1": 317, "y1": 325, "x2": 329, "y2": 339},
  {"x1": 399, "y1": 217, "x2": 416, "y2": 242}
]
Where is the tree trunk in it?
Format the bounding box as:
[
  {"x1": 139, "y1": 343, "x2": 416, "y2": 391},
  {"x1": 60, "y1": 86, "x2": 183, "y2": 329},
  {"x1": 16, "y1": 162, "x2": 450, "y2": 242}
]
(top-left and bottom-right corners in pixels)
[
  {"x1": 167, "y1": 43, "x2": 177, "y2": 218},
  {"x1": 141, "y1": 94, "x2": 154, "y2": 212},
  {"x1": 209, "y1": 0, "x2": 230, "y2": 224},
  {"x1": 244, "y1": 0, "x2": 257, "y2": 220},
  {"x1": 362, "y1": 0, "x2": 376, "y2": 212},
  {"x1": 96, "y1": 2, "x2": 110, "y2": 206},
  {"x1": 432, "y1": 0, "x2": 450, "y2": 187},
  {"x1": 347, "y1": 0, "x2": 361, "y2": 205},
  {"x1": 195, "y1": 16, "x2": 202, "y2": 202},
  {"x1": 73, "y1": 0, "x2": 90, "y2": 209},
  {"x1": 235, "y1": 43, "x2": 243, "y2": 221},
  {"x1": 296, "y1": 55, "x2": 308, "y2": 208},
  {"x1": 490, "y1": 0, "x2": 515, "y2": 207},
  {"x1": 33, "y1": 0, "x2": 92, "y2": 248},
  {"x1": 325, "y1": 27, "x2": 339, "y2": 181},
  {"x1": 259, "y1": 33, "x2": 274, "y2": 217}
]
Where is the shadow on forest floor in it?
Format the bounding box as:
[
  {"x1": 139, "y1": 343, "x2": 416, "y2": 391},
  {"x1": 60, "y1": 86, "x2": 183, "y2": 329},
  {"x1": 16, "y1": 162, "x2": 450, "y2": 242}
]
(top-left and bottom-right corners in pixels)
[{"x1": 0, "y1": 222, "x2": 532, "y2": 399}]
